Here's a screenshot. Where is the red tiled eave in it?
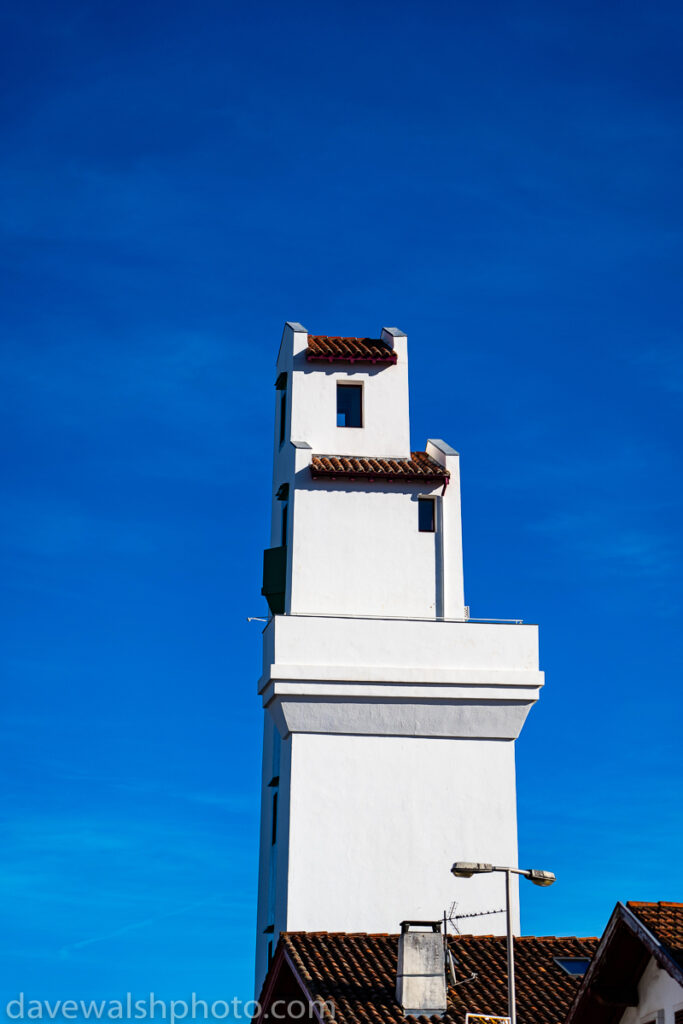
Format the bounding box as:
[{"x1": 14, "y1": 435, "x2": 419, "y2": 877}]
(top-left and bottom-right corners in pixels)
[
  {"x1": 306, "y1": 335, "x2": 398, "y2": 365},
  {"x1": 311, "y1": 452, "x2": 449, "y2": 486}
]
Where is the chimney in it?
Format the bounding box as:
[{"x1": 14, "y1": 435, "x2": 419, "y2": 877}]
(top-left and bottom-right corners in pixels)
[{"x1": 396, "y1": 921, "x2": 447, "y2": 1017}]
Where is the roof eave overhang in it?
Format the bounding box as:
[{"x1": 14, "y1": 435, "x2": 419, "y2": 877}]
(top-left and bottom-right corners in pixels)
[
  {"x1": 620, "y1": 902, "x2": 683, "y2": 984},
  {"x1": 305, "y1": 352, "x2": 397, "y2": 365},
  {"x1": 565, "y1": 903, "x2": 683, "y2": 1024},
  {"x1": 282, "y1": 950, "x2": 329, "y2": 1024},
  {"x1": 253, "y1": 941, "x2": 330, "y2": 1024},
  {"x1": 310, "y1": 469, "x2": 449, "y2": 485},
  {"x1": 253, "y1": 941, "x2": 287, "y2": 1019}
]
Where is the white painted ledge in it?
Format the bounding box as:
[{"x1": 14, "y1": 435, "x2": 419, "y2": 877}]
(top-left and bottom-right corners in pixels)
[
  {"x1": 259, "y1": 614, "x2": 543, "y2": 740},
  {"x1": 258, "y1": 665, "x2": 544, "y2": 690}
]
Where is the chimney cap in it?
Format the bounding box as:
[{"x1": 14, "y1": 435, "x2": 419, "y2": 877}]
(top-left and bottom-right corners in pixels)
[{"x1": 400, "y1": 920, "x2": 443, "y2": 933}]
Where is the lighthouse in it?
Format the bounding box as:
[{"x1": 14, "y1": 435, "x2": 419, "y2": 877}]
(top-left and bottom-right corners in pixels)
[{"x1": 254, "y1": 323, "x2": 544, "y2": 992}]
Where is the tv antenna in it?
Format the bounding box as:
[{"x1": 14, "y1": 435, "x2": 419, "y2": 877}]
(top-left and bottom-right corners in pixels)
[
  {"x1": 442, "y1": 902, "x2": 505, "y2": 988},
  {"x1": 444, "y1": 905, "x2": 507, "y2": 991},
  {"x1": 442, "y1": 908, "x2": 477, "y2": 989},
  {"x1": 445, "y1": 901, "x2": 505, "y2": 935}
]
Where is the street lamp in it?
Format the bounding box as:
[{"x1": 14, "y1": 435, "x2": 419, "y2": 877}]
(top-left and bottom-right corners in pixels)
[{"x1": 450, "y1": 862, "x2": 556, "y2": 1024}]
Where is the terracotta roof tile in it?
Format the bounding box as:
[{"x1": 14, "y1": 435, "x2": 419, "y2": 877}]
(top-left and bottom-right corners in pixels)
[
  {"x1": 311, "y1": 451, "x2": 449, "y2": 485},
  {"x1": 307, "y1": 336, "x2": 398, "y2": 364},
  {"x1": 280, "y1": 932, "x2": 598, "y2": 1024},
  {"x1": 627, "y1": 901, "x2": 683, "y2": 969}
]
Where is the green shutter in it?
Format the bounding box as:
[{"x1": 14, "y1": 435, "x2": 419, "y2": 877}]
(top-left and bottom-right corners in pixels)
[{"x1": 262, "y1": 545, "x2": 287, "y2": 614}]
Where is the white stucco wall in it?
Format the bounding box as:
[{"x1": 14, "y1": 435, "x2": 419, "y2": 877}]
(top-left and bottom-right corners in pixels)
[
  {"x1": 619, "y1": 955, "x2": 683, "y2": 1024},
  {"x1": 255, "y1": 729, "x2": 521, "y2": 992},
  {"x1": 289, "y1": 481, "x2": 453, "y2": 618},
  {"x1": 286, "y1": 732, "x2": 520, "y2": 932}
]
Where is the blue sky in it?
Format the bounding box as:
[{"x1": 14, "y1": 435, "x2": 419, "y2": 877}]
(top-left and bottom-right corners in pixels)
[{"x1": 2, "y1": 0, "x2": 682, "y2": 1006}]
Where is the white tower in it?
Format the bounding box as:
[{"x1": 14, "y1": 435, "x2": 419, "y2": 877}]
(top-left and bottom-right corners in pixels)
[{"x1": 254, "y1": 323, "x2": 544, "y2": 992}]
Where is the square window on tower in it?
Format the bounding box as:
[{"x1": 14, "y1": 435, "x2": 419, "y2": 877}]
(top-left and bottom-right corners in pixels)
[{"x1": 337, "y1": 383, "x2": 363, "y2": 428}]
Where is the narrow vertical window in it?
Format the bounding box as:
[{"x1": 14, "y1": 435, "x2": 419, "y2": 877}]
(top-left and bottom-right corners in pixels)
[
  {"x1": 281, "y1": 501, "x2": 288, "y2": 546},
  {"x1": 276, "y1": 371, "x2": 287, "y2": 446},
  {"x1": 419, "y1": 497, "x2": 436, "y2": 532},
  {"x1": 271, "y1": 721, "x2": 281, "y2": 778},
  {"x1": 271, "y1": 792, "x2": 278, "y2": 845},
  {"x1": 337, "y1": 383, "x2": 363, "y2": 427},
  {"x1": 279, "y1": 390, "x2": 286, "y2": 445}
]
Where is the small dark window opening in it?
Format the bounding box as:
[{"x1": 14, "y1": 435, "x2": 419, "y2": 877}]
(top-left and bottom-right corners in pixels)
[
  {"x1": 271, "y1": 792, "x2": 278, "y2": 845},
  {"x1": 419, "y1": 497, "x2": 436, "y2": 532},
  {"x1": 337, "y1": 384, "x2": 363, "y2": 428},
  {"x1": 281, "y1": 502, "x2": 288, "y2": 546},
  {"x1": 279, "y1": 390, "x2": 287, "y2": 445}
]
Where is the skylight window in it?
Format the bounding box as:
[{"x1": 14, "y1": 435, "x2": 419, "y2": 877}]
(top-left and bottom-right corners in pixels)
[{"x1": 554, "y1": 957, "x2": 591, "y2": 976}]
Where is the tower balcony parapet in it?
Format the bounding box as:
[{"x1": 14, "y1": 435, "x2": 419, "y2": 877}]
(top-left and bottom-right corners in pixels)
[{"x1": 258, "y1": 613, "x2": 543, "y2": 741}]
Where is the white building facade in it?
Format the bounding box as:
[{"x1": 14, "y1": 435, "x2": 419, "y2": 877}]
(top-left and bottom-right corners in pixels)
[
  {"x1": 254, "y1": 322, "x2": 545, "y2": 992},
  {"x1": 619, "y1": 957, "x2": 683, "y2": 1024}
]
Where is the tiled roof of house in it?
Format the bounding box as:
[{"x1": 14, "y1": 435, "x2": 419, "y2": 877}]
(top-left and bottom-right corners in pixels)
[
  {"x1": 565, "y1": 901, "x2": 683, "y2": 1024},
  {"x1": 281, "y1": 932, "x2": 598, "y2": 1024},
  {"x1": 311, "y1": 452, "x2": 449, "y2": 484},
  {"x1": 306, "y1": 336, "x2": 398, "y2": 364},
  {"x1": 627, "y1": 901, "x2": 683, "y2": 969}
]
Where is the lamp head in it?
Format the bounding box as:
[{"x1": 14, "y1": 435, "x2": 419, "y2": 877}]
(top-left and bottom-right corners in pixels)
[
  {"x1": 451, "y1": 862, "x2": 494, "y2": 878},
  {"x1": 527, "y1": 869, "x2": 556, "y2": 887}
]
